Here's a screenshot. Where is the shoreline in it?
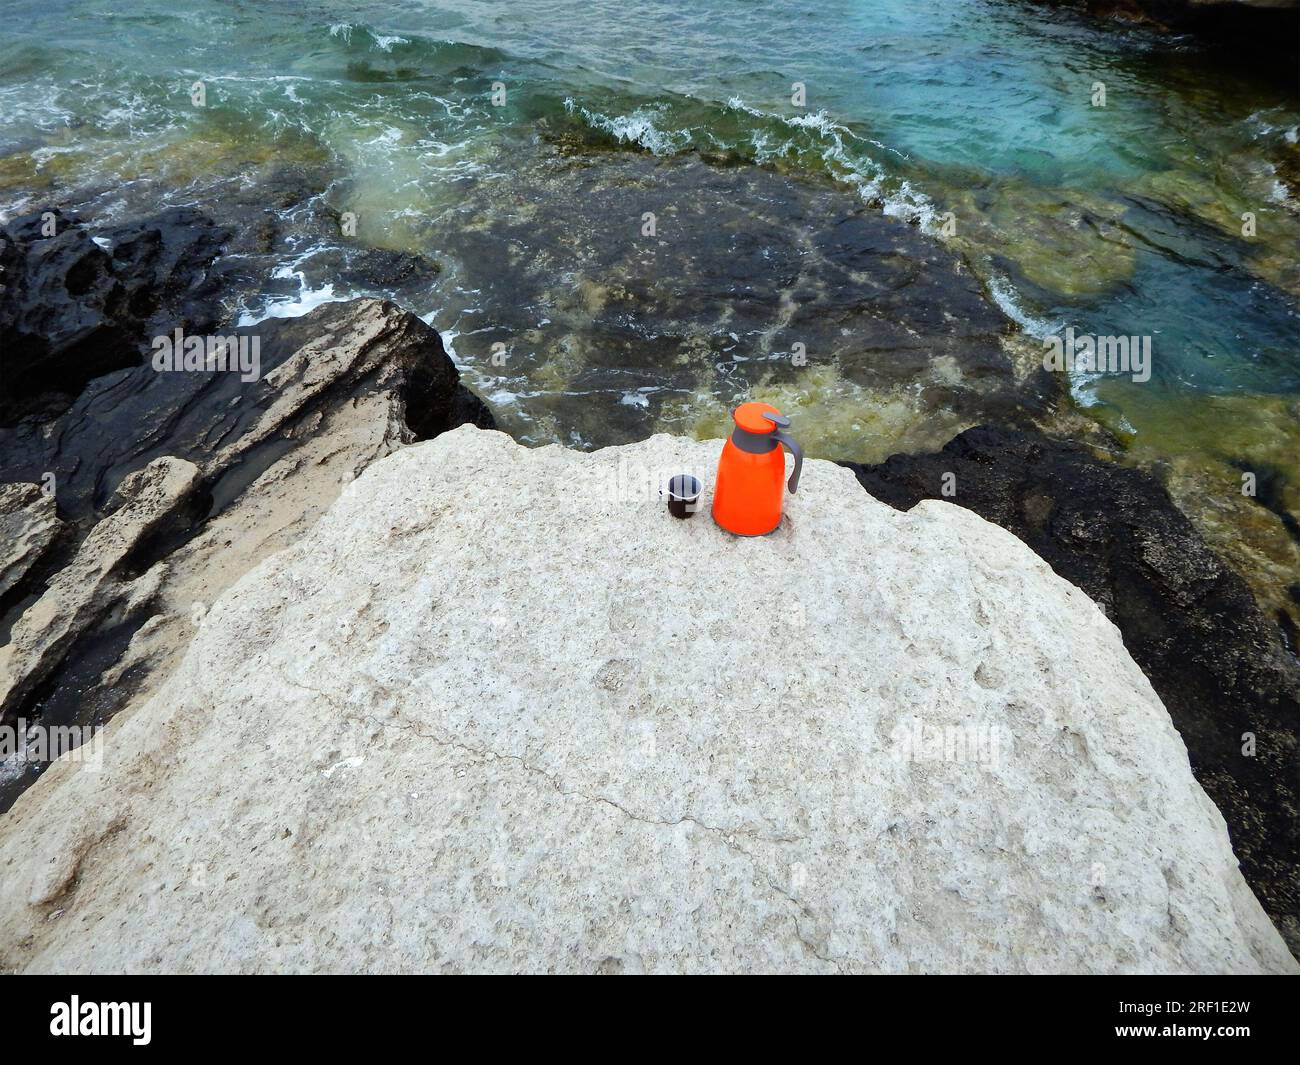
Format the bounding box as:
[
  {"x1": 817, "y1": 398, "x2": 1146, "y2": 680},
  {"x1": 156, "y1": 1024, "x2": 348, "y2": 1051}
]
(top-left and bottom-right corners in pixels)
[
  {"x1": 1, "y1": 0, "x2": 1297, "y2": 971},
  {"x1": 1, "y1": 283, "x2": 1296, "y2": 958}
]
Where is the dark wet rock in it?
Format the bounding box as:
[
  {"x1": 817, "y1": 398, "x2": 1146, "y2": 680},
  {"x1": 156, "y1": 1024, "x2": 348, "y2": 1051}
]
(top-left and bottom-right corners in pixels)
[
  {"x1": 305, "y1": 245, "x2": 443, "y2": 289},
  {"x1": 438, "y1": 151, "x2": 1059, "y2": 446},
  {"x1": 229, "y1": 298, "x2": 495, "y2": 452},
  {"x1": 109, "y1": 162, "x2": 444, "y2": 311},
  {"x1": 1229, "y1": 459, "x2": 1300, "y2": 547},
  {"x1": 14, "y1": 147, "x2": 1048, "y2": 454},
  {"x1": 1031, "y1": 0, "x2": 1298, "y2": 25},
  {"x1": 1025, "y1": 1, "x2": 1299, "y2": 64},
  {"x1": 0, "y1": 207, "x2": 230, "y2": 423},
  {"x1": 0, "y1": 298, "x2": 493, "y2": 527},
  {"x1": 844, "y1": 425, "x2": 1300, "y2": 954}
]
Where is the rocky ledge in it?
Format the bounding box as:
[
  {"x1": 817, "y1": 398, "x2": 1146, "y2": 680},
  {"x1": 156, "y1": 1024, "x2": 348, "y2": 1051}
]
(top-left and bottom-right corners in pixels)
[
  {"x1": 0, "y1": 426, "x2": 1292, "y2": 974},
  {"x1": 0, "y1": 298, "x2": 493, "y2": 807}
]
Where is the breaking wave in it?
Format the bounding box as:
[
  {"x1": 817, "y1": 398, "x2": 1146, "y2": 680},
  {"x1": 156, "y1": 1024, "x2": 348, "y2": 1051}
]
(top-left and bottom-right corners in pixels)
[{"x1": 556, "y1": 91, "x2": 938, "y2": 229}]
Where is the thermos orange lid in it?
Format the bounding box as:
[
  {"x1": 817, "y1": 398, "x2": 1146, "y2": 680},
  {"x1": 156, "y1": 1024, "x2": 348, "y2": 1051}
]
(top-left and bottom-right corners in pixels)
[{"x1": 733, "y1": 401, "x2": 782, "y2": 434}]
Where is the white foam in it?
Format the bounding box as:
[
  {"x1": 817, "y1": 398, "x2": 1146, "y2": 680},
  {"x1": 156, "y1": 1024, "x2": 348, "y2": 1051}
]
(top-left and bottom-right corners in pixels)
[
  {"x1": 436, "y1": 325, "x2": 464, "y2": 368},
  {"x1": 236, "y1": 281, "x2": 342, "y2": 327},
  {"x1": 986, "y1": 273, "x2": 1059, "y2": 340},
  {"x1": 563, "y1": 98, "x2": 690, "y2": 156},
  {"x1": 726, "y1": 96, "x2": 935, "y2": 228}
]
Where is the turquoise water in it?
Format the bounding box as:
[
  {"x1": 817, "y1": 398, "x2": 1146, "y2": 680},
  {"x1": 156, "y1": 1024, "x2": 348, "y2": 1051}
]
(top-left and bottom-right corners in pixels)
[
  {"x1": 2, "y1": 1, "x2": 1296, "y2": 386},
  {"x1": 2, "y1": 0, "x2": 1298, "y2": 605}
]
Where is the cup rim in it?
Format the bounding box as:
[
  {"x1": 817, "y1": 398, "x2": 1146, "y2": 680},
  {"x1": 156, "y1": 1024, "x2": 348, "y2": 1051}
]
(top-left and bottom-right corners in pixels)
[{"x1": 666, "y1": 474, "x2": 702, "y2": 500}]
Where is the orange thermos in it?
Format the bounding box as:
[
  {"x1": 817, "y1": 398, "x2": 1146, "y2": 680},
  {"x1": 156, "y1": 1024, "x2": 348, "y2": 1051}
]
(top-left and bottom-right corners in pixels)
[{"x1": 711, "y1": 402, "x2": 803, "y2": 536}]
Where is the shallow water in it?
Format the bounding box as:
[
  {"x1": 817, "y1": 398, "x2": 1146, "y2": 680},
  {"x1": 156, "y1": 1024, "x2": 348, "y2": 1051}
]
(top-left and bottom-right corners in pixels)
[{"x1": 1, "y1": 0, "x2": 1298, "y2": 616}]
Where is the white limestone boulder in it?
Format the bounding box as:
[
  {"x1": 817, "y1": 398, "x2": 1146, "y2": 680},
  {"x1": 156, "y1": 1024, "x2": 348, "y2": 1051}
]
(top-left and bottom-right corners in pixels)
[{"x1": 0, "y1": 426, "x2": 1292, "y2": 973}]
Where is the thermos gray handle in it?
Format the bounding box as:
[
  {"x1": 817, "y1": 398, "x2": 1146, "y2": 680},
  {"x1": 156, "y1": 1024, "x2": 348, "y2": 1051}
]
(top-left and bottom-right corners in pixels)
[
  {"x1": 774, "y1": 432, "x2": 802, "y2": 493},
  {"x1": 763, "y1": 413, "x2": 802, "y2": 494}
]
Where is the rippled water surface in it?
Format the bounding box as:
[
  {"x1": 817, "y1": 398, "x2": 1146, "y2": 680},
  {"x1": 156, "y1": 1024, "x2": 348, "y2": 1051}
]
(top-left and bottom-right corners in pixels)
[{"x1": 2, "y1": 0, "x2": 1298, "y2": 612}]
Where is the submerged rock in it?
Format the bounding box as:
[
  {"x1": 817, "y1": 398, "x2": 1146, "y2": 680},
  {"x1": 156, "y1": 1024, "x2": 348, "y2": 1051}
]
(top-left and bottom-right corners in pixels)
[
  {"x1": 437, "y1": 150, "x2": 1058, "y2": 448},
  {"x1": 845, "y1": 425, "x2": 1300, "y2": 954},
  {"x1": 0, "y1": 426, "x2": 1291, "y2": 973}
]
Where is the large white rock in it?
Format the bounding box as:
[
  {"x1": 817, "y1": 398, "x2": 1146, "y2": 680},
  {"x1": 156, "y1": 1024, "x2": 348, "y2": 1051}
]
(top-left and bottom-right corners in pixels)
[{"x1": 0, "y1": 426, "x2": 1292, "y2": 973}]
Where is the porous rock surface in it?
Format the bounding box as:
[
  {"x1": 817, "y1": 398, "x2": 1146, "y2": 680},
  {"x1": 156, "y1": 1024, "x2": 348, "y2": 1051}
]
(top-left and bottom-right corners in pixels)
[
  {"x1": 0, "y1": 427, "x2": 1293, "y2": 974},
  {"x1": 0, "y1": 457, "x2": 199, "y2": 719},
  {"x1": 845, "y1": 424, "x2": 1300, "y2": 953},
  {"x1": 0, "y1": 207, "x2": 230, "y2": 423},
  {"x1": 0, "y1": 483, "x2": 61, "y2": 600}
]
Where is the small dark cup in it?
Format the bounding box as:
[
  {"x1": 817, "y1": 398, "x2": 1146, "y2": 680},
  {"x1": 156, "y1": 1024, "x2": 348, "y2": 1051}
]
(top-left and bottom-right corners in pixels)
[{"x1": 665, "y1": 474, "x2": 702, "y2": 519}]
